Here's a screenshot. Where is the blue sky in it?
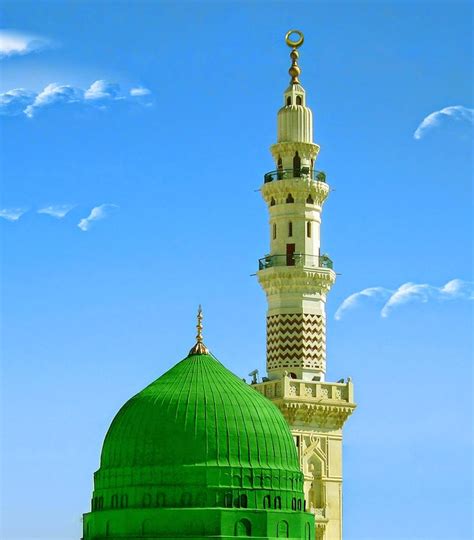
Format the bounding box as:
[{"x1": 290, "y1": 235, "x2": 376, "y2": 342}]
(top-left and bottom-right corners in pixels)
[{"x1": 1, "y1": 1, "x2": 472, "y2": 539}]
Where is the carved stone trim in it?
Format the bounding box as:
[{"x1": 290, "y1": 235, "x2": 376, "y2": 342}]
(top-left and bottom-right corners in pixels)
[{"x1": 258, "y1": 266, "x2": 336, "y2": 296}]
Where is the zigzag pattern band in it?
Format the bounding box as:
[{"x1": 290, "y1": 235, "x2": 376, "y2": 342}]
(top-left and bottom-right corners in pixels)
[{"x1": 266, "y1": 313, "x2": 326, "y2": 371}]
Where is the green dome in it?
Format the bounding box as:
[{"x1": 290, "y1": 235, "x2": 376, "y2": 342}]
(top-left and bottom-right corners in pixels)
[{"x1": 100, "y1": 353, "x2": 298, "y2": 472}]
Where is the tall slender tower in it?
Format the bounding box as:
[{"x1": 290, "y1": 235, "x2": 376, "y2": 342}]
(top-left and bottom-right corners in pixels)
[{"x1": 254, "y1": 31, "x2": 356, "y2": 540}]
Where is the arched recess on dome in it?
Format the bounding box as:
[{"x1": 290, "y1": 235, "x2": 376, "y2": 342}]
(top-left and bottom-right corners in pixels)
[
  {"x1": 142, "y1": 493, "x2": 152, "y2": 506},
  {"x1": 111, "y1": 494, "x2": 118, "y2": 508},
  {"x1": 277, "y1": 520, "x2": 289, "y2": 538},
  {"x1": 224, "y1": 492, "x2": 233, "y2": 508},
  {"x1": 181, "y1": 492, "x2": 192, "y2": 507},
  {"x1": 120, "y1": 494, "x2": 128, "y2": 508},
  {"x1": 239, "y1": 494, "x2": 248, "y2": 508},
  {"x1": 156, "y1": 493, "x2": 166, "y2": 507},
  {"x1": 235, "y1": 518, "x2": 252, "y2": 537},
  {"x1": 142, "y1": 519, "x2": 153, "y2": 535},
  {"x1": 263, "y1": 494, "x2": 271, "y2": 509},
  {"x1": 305, "y1": 522, "x2": 312, "y2": 540},
  {"x1": 286, "y1": 193, "x2": 294, "y2": 204}
]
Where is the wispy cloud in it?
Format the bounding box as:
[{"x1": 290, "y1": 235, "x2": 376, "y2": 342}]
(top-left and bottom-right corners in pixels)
[
  {"x1": 37, "y1": 204, "x2": 75, "y2": 218},
  {"x1": 0, "y1": 207, "x2": 28, "y2": 221},
  {"x1": 334, "y1": 287, "x2": 392, "y2": 321},
  {"x1": 78, "y1": 204, "x2": 119, "y2": 232},
  {"x1": 0, "y1": 29, "x2": 54, "y2": 58},
  {"x1": 0, "y1": 80, "x2": 153, "y2": 118},
  {"x1": 414, "y1": 105, "x2": 474, "y2": 140},
  {"x1": 130, "y1": 87, "x2": 151, "y2": 97},
  {"x1": 336, "y1": 279, "x2": 473, "y2": 320}
]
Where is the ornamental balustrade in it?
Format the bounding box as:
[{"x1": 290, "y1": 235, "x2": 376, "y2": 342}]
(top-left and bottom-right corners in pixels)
[
  {"x1": 264, "y1": 168, "x2": 327, "y2": 184},
  {"x1": 258, "y1": 253, "x2": 333, "y2": 271}
]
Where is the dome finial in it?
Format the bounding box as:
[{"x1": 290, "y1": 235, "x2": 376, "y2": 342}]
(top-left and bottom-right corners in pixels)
[
  {"x1": 285, "y1": 29, "x2": 304, "y2": 85},
  {"x1": 188, "y1": 304, "x2": 209, "y2": 355}
]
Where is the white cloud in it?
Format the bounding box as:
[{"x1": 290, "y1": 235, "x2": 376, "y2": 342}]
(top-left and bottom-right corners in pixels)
[
  {"x1": 78, "y1": 204, "x2": 119, "y2": 232},
  {"x1": 414, "y1": 105, "x2": 474, "y2": 140},
  {"x1": 334, "y1": 287, "x2": 392, "y2": 320},
  {"x1": 335, "y1": 279, "x2": 473, "y2": 320},
  {"x1": 0, "y1": 80, "x2": 153, "y2": 118},
  {"x1": 0, "y1": 207, "x2": 28, "y2": 221},
  {"x1": 37, "y1": 204, "x2": 75, "y2": 218},
  {"x1": 24, "y1": 83, "x2": 83, "y2": 118},
  {"x1": 130, "y1": 87, "x2": 151, "y2": 97},
  {"x1": 84, "y1": 80, "x2": 121, "y2": 101},
  {"x1": 0, "y1": 29, "x2": 54, "y2": 58}
]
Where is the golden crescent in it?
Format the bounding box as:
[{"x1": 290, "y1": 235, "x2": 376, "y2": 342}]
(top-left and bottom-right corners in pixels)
[{"x1": 285, "y1": 30, "x2": 304, "y2": 48}]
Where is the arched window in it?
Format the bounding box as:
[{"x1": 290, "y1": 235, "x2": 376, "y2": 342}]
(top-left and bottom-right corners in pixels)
[
  {"x1": 240, "y1": 494, "x2": 248, "y2": 508},
  {"x1": 277, "y1": 520, "x2": 289, "y2": 538},
  {"x1": 270, "y1": 197, "x2": 276, "y2": 206},
  {"x1": 288, "y1": 222, "x2": 293, "y2": 237},
  {"x1": 297, "y1": 499, "x2": 302, "y2": 510},
  {"x1": 278, "y1": 156, "x2": 283, "y2": 170},
  {"x1": 286, "y1": 193, "x2": 294, "y2": 204},
  {"x1": 111, "y1": 494, "x2": 118, "y2": 508},
  {"x1": 291, "y1": 497, "x2": 297, "y2": 511},
  {"x1": 156, "y1": 493, "x2": 166, "y2": 507},
  {"x1": 105, "y1": 521, "x2": 111, "y2": 537},
  {"x1": 305, "y1": 522, "x2": 312, "y2": 540},
  {"x1": 263, "y1": 494, "x2": 271, "y2": 509},
  {"x1": 143, "y1": 493, "x2": 152, "y2": 507},
  {"x1": 181, "y1": 492, "x2": 192, "y2": 507},
  {"x1": 224, "y1": 492, "x2": 233, "y2": 508},
  {"x1": 306, "y1": 194, "x2": 314, "y2": 204},
  {"x1": 273, "y1": 223, "x2": 277, "y2": 239},
  {"x1": 296, "y1": 95, "x2": 302, "y2": 105},
  {"x1": 235, "y1": 518, "x2": 252, "y2": 537},
  {"x1": 289, "y1": 372, "x2": 297, "y2": 379},
  {"x1": 307, "y1": 222, "x2": 312, "y2": 238},
  {"x1": 286, "y1": 96, "x2": 291, "y2": 106},
  {"x1": 120, "y1": 494, "x2": 128, "y2": 508},
  {"x1": 293, "y1": 152, "x2": 301, "y2": 177},
  {"x1": 275, "y1": 496, "x2": 282, "y2": 509}
]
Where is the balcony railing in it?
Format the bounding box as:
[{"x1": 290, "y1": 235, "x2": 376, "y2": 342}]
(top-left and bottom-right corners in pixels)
[
  {"x1": 258, "y1": 253, "x2": 333, "y2": 271},
  {"x1": 264, "y1": 168, "x2": 327, "y2": 184}
]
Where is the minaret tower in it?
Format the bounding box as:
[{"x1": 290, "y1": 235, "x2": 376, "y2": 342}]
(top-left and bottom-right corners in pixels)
[{"x1": 254, "y1": 31, "x2": 356, "y2": 540}]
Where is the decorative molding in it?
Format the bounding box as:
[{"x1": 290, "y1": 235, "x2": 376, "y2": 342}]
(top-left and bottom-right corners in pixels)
[
  {"x1": 261, "y1": 177, "x2": 329, "y2": 207},
  {"x1": 270, "y1": 142, "x2": 320, "y2": 161},
  {"x1": 258, "y1": 266, "x2": 336, "y2": 296}
]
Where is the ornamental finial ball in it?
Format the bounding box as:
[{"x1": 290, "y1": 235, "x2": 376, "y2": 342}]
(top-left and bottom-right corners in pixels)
[{"x1": 285, "y1": 30, "x2": 304, "y2": 84}]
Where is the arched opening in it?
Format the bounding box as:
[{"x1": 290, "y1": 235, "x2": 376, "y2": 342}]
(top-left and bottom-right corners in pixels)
[
  {"x1": 270, "y1": 197, "x2": 276, "y2": 206},
  {"x1": 286, "y1": 193, "x2": 294, "y2": 204},
  {"x1": 181, "y1": 492, "x2": 192, "y2": 507},
  {"x1": 275, "y1": 496, "x2": 282, "y2": 509},
  {"x1": 235, "y1": 518, "x2": 252, "y2": 537},
  {"x1": 291, "y1": 497, "x2": 297, "y2": 511},
  {"x1": 120, "y1": 494, "x2": 128, "y2": 508},
  {"x1": 288, "y1": 222, "x2": 293, "y2": 237},
  {"x1": 298, "y1": 499, "x2": 302, "y2": 510},
  {"x1": 277, "y1": 520, "x2": 289, "y2": 538},
  {"x1": 224, "y1": 492, "x2": 233, "y2": 508},
  {"x1": 289, "y1": 372, "x2": 297, "y2": 379},
  {"x1": 306, "y1": 194, "x2": 314, "y2": 204},
  {"x1": 105, "y1": 521, "x2": 111, "y2": 537},
  {"x1": 307, "y1": 221, "x2": 312, "y2": 238},
  {"x1": 111, "y1": 495, "x2": 118, "y2": 508},
  {"x1": 273, "y1": 223, "x2": 277, "y2": 239},
  {"x1": 306, "y1": 522, "x2": 312, "y2": 540},
  {"x1": 286, "y1": 96, "x2": 291, "y2": 106},
  {"x1": 156, "y1": 493, "x2": 166, "y2": 507},
  {"x1": 263, "y1": 494, "x2": 271, "y2": 509},
  {"x1": 143, "y1": 493, "x2": 152, "y2": 507},
  {"x1": 293, "y1": 152, "x2": 301, "y2": 177},
  {"x1": 240, "y1": 494, "x2": 248, "y2": 508},
  {"x1": 296, "y1": 95, "x2": 302, "y2": 105}
]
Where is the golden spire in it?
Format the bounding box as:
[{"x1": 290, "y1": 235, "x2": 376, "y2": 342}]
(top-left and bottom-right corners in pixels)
[
  {"x1": 285, "y1": 29, "x2": 304, "y2": 84},
  {"x1": 188, "y1": 304, "x2": 209, "y2": 355}
]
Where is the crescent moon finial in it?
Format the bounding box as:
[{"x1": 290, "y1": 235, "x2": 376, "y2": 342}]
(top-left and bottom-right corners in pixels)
[{"x1": 285, "y1": 30, "x2": 304, "y2": 84}]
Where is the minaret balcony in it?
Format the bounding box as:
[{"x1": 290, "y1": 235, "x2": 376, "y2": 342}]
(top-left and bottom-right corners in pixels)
[
  {"x1": 258, "y1": 253, "x2": 333, "y2": 271},
  {"x1": 264, "y1": 168, "x2": 326, "y2": 184}
]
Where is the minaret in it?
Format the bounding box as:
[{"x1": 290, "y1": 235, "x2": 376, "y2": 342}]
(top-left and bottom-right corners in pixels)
[{"x1": 253, "y1": 31, "x2": 356, "y2": 540}]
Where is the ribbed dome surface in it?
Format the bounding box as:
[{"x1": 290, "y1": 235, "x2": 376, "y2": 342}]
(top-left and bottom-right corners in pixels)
[{"x1": 100, "y1": 353, "x2": 299, "y2": 471}]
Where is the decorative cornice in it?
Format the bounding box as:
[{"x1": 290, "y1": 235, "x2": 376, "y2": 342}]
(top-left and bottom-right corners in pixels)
[
  {"x1": 270, "y1": 142, "x2": 320, "y2": 160},
  {"x1": 258, "y1": 266, "x2": 336, "y2": 296},
  {"x1": 276, "y1": 400, "x2": 356, "y2": 430},
  {"x1": 261, "y1": 177, "x2": 329, "y2": 206}
]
